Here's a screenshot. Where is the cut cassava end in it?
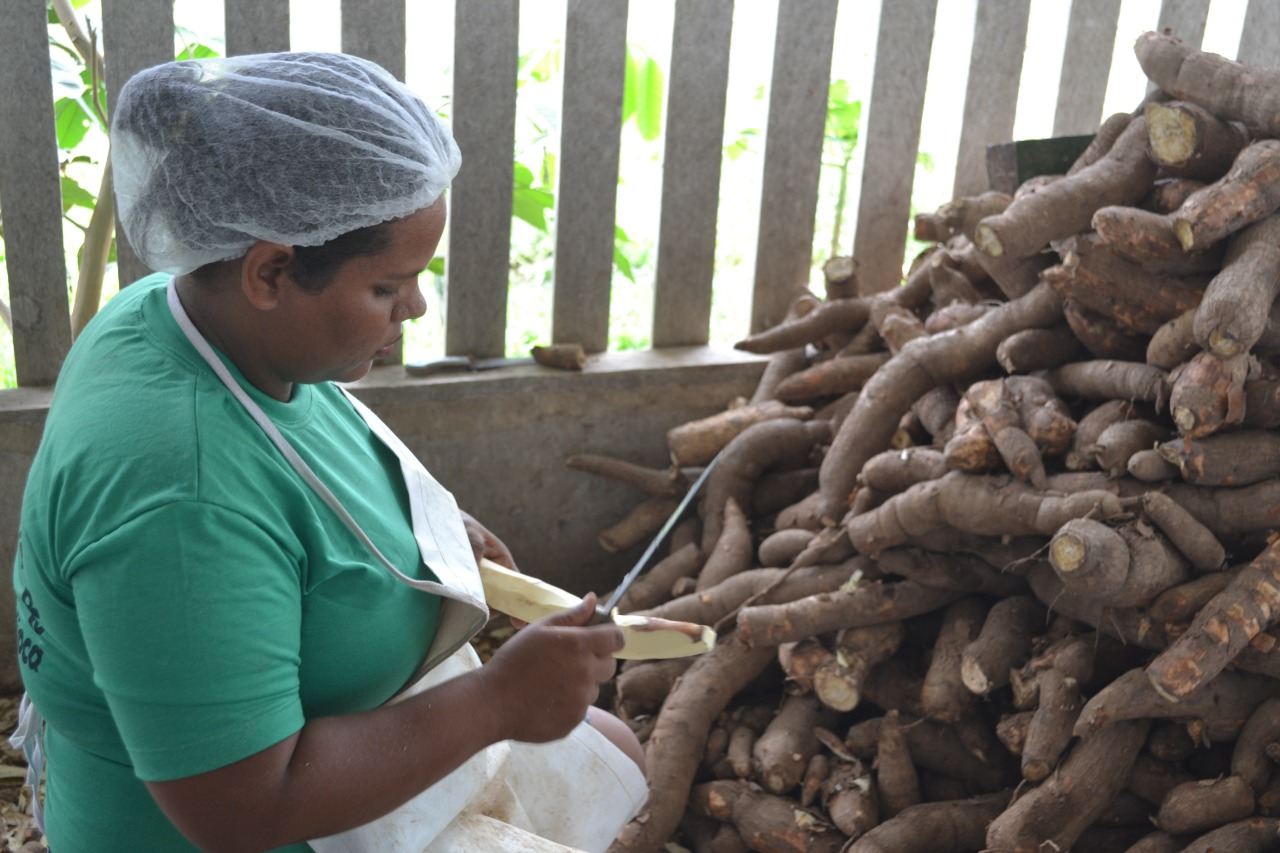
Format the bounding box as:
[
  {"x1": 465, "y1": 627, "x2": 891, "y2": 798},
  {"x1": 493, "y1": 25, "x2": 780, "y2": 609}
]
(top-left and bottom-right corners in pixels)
[
  {"x1": 1193, "y1": 214, "x2": 1280, "y2": 358},
  {"x1": 973, "y1": 117, "x2": 1156, "y2": 260},
  {"x1": 1134, "y1": 31, "x2": 1280, "y2": 138},
  {"x1": 1169, "y1": 351, "x2": 1250, "y2": 438},
  {"x1": 477, "y1": 559, "x2": 714, "y2": 660},
  {"x1": 1145, "y1": 100, "x2": 1251, "y2": 180},
  {"x1": 531, "y1": 343, "x2": 587, "y2": 370},
  {"x1": 1170, "y1": 139, "x2": 1280, "y2": 252},
  {"x1": 961, "y1": 595, "x2": 1044, "y2": 695}
]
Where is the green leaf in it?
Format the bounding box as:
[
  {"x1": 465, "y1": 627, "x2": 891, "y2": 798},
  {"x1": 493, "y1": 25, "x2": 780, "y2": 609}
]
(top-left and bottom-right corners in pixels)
[
  {"x1": 60, "y1": 174, "x2": 95, "y2": 212},
  {"x1": 54, "y1": 98, "x2": 92, "y2": 150},
  {"x1": 612, "y1": 242, "x2": 634, "y2": 282},
  {"x1": 513, "y1": 186, "x2": 554, "y2": 231},
  {"x1": 176, "y1": 42, "x2": 221, "y2": 61},
  {"x1": 427, "y1": 256, "x2": 445, "y2": 276},
  {"x1": 634, "y1": 57, "x2": 664, "y2": 140},
  {"x1": 513, "y1": 161, "x2": 535, "y2": 189},
  {"x1": 540, "y1": 150, "x2": 556, "y2": 188},
  {"x1": 917, "y1": 151, "x2": 935, "y2": 172},
  {"x1": 622, "y1": 50, "x2": 664, "y2": 141},
  {"x1": 621, "y1": 50, "x2": 639, "y2": 126}
]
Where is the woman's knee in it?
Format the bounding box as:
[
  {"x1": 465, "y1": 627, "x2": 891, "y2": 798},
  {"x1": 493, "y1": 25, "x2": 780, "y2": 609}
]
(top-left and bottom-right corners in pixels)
[{"x1": 585, "y1": 707, "x2": 646, "y2": 777}]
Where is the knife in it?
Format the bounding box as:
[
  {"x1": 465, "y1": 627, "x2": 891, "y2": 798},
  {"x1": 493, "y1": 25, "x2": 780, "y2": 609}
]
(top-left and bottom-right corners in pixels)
[{"x1": 590, "y1": 451, "x2": 722, "y2": 624}]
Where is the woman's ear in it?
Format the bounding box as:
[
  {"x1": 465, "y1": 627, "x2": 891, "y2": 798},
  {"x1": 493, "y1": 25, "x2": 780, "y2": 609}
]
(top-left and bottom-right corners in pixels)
[{"x1": 240, "y1": 242, "x2": 296, "y2": 310}]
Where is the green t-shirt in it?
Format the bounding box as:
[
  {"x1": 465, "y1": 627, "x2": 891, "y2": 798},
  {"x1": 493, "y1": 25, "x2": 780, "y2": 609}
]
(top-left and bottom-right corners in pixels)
[{"x1": 14, "y1": 274, "x2": 442, "y2": 851}]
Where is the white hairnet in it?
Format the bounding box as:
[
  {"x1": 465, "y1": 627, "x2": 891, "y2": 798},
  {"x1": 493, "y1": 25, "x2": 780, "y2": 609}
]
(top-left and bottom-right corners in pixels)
[{"x1": 110, "y1": 52, "x2": 461, "y2": 275}]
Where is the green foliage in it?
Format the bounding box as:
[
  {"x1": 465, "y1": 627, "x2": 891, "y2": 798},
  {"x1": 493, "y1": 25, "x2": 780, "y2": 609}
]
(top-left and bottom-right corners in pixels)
[
  {"x1": 622, "y1": 49, "x2": 664, "y2": 141},
  {"x1": 59, "y1": 175, "x2": 95, "y2": 213},
  {"x1": 825, "y1": 80, "x2": 860, "y2": 150},
  {"x1": 512, "y1": 161, "x2": 555, "y2": 232}
]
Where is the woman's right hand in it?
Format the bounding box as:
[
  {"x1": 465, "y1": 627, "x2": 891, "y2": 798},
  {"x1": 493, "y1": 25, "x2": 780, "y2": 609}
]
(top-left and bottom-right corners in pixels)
[{"x1": 479, "y1": 593, "x2": 624, "y2": 743}]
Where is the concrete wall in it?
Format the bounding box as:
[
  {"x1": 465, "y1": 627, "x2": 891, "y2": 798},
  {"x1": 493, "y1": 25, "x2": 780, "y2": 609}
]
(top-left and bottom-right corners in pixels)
[{"x1": 0, "y1": 349, "x2": 764, "y2": 690}]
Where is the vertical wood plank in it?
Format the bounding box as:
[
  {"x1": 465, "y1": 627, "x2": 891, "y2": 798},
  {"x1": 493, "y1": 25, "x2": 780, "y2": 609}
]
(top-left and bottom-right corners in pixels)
[
  {"x1": 1156, "y1": 0, "x2": 1210, "y2": 46},
  {"x1": 103, "y1": 0, "x2": 174, "y2": 287},
  {"x1": 552, "y1": 0, "x2": 628, "y2": 353},
  {"x1": 953, "y1": 0, "x2": 1030, "y2": 199},
  {"x1": 0, "y1": 0, "x2": 72, "y2": 385},
  {"x1": 446, "y1": 0, "x2": 518, "y2": 358},
  {"x1": 342, "y1": 0, "x2": 407, "y2": 363},
  {"x1": 652, "y1": 0, "x2": 733, "y2": 347},
  {"x1": 1238, "y1": 0, "x2": 1280, "y2": 69},
  {"x1": 850, "y1": 0, "x2": 937, "y2": 296},
  {"x1": 225, "y1": 0, "x2": 290, "y2": 56},
  {"x1": 341, "y1": 0, "x2": 406, "y2": 80},
  {"x1": 751, "y1": 0, "x2": 841, "y2": 327},
  {"x1": 1053, "y1": 0, "x2": 1121, "y2": 136}
]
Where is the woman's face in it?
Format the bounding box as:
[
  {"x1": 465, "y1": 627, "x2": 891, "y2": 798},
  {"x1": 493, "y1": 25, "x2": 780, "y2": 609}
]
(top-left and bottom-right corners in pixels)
[{"x1": 272, "y1": 199, "x2": 446, "y2": 386}]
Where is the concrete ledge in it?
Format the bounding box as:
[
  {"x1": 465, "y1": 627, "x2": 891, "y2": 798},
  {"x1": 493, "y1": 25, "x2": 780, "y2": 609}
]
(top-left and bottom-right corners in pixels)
[{"x1": 0, "y1": 347, "x2": 766, "y2": 689}]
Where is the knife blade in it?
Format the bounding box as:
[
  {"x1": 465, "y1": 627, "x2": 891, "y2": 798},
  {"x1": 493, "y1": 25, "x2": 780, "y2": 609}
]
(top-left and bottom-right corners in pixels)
[{"x1": 591, "y1": 451, "x2": 722, "y2": 623}]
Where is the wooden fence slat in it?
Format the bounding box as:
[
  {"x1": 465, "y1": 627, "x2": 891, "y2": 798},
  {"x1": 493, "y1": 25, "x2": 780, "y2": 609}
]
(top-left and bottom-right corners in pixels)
[
  {"x1": 751, "y1": 0, "x2": 841, "y2": 327},
  {"x1": 225, "y1": 0, "x2": 289, "y2": 57},
  {"x1": 953, "y1": 0, "x2": 1031, "y2": 199},
  {"x1": 850, "y1": 0, "x2": 937, "y2": 295},
  {"x1": 552, "y1": 0, "x2": 628, "y2": 353},
  {"x1": 342, "y1": 0, "x2": 407, "y2": 363},
  {"x1": 0, "y1": 0, "x2": 72, "y2": 385},
  {"x1": 1238, "y1": 0, "x2": 1280, "y2": 69},
  {"x1": 651, "y1": 0, "x2": 733, "y2": 348},
  {"x1": 341, "y1": 0, "x2": 406, "y2": 80},
  {"x1": 446, "y1": 0, "x2": 518, "y2": 359},
  {"x1": 1156, "y1": 0, "x2": 1210, "y2": 46},
  {"x1": 103, "y1": 0, "x2": 174, "y2": 287},
  {"x1": 1053, "y1": 0, "x2": 1121, "y2": 136}
]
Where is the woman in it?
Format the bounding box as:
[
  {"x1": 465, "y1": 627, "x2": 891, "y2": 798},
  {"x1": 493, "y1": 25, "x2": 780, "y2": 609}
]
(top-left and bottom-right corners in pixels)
[{"x1": 13, "y1": 52, "x2": 644, "y2": 852}]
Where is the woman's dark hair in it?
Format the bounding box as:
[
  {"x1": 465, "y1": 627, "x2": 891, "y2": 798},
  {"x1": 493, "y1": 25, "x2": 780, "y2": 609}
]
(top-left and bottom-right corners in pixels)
[{"x1": 190, "y1": 220, "x2": 395, "y2": 291}]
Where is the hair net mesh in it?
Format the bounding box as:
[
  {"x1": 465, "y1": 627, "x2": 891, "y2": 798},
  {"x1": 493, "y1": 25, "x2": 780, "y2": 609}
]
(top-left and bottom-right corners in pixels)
[{"x1": 110, "y1": 52, "x2": 461, "y2": 275}]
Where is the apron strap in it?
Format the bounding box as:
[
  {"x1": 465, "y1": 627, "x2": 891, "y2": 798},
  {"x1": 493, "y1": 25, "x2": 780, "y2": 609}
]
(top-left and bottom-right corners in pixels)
[
  {"x1": 9, "y1": 694, "x2": 45, "y2": 831},
  {"x1": 165, "y1": 280, "x2": 427, "y2": 591}
]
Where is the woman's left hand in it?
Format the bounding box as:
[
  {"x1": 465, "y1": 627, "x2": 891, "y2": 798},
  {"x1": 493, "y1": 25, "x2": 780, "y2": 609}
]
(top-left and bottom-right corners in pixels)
[
  {"x1": 461, "y1": 512, "x2": 526, "y2": 629},
  {"x1": 461, "y1": 510, "x2": 518, "y2": 572}
]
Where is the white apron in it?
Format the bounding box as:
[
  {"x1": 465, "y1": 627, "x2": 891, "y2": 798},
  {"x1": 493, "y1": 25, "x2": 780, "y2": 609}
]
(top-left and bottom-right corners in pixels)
[{"x1": 6, "y1": 282, "x2": 647, "y2": 853}]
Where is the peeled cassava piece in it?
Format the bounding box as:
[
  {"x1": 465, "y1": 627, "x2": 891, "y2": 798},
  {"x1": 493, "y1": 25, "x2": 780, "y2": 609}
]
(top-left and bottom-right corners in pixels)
[{"x1": 477, "y1": 559, "x2": 715, "y2": 660}]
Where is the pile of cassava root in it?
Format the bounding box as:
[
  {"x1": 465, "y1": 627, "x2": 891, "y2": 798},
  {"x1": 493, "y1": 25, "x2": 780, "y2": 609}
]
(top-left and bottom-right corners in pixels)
[{"x1": 569, "y1": 32, "x2": 1280, "y2": 853}]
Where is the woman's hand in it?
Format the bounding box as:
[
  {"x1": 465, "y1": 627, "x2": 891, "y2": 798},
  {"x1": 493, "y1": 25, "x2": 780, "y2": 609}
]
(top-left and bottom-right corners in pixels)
[
  {"x1": 479, "y1": 594, "x2": 624, "y2": 743},
  {"x1": 461, "y1": 510, "x2": 517, "y2": 571},
  {"x1": 461, "y1": 511, "x2": 528, "y2": 628}
]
